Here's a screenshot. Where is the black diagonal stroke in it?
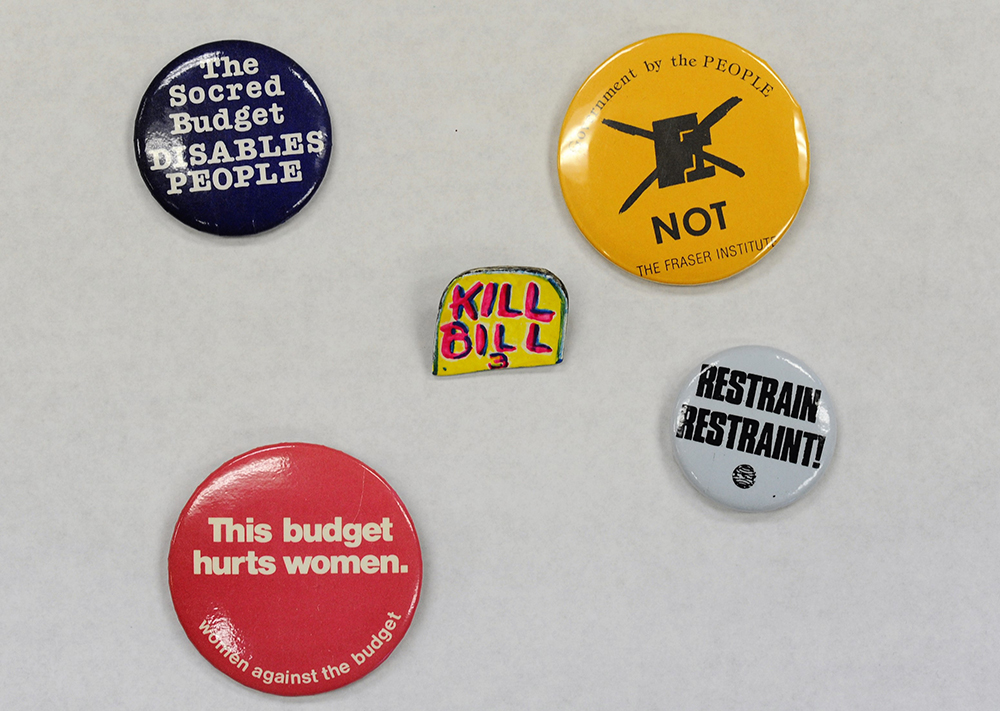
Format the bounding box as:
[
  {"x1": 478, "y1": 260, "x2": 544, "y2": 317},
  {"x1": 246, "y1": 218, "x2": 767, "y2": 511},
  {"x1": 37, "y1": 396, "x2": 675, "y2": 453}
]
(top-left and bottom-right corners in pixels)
[
  {"x1": 601, "y1": 119, "x2": 658, "y2": 212},
  {"x1": 619, "y1": 167, "x2": 658, "y2": 214},
  {"x1": 695, "y1": 96, "x2": 742, "y2": 133},
  {"x1": 700, "y1": 150, "x2": 745, "y2": 178},
  {"x1": 601, "y1": 119, "x2": 655, "y2": 140}
]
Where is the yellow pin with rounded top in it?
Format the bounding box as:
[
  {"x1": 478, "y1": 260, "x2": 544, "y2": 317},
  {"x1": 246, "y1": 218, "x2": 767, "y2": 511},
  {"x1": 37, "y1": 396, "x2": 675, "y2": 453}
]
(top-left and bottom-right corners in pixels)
[{"x1": 558, "y1": 34, "x2": 808, "y2": 285}]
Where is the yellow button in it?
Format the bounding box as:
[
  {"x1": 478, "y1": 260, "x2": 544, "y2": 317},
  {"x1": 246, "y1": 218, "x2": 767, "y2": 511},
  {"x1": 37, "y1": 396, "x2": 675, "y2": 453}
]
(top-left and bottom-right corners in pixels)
[
  {"x1": 558, "y1": 34, "x2": 808, "y2": 285},
  {"x1": 433, "y1": 268, "x2": 568, "y2": 376}
]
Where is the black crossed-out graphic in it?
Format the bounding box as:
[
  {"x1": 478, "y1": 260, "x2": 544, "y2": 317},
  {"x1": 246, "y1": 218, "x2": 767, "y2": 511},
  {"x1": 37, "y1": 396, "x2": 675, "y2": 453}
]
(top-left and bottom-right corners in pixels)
[{"x1": 602, "y1": 96, "x2": 745, "y2": 214}]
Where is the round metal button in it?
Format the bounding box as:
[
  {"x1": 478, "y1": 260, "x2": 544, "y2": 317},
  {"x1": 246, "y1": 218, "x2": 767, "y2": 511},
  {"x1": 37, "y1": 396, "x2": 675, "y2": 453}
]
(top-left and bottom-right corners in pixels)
[
  {"x1": 559, "y1": 34, "x2": 808, "y2": 284},
  {"x1": 168, "y1": 444, "x2": 422, "y2": 695},
  {"x1": 135, "y1": 40, "x2": 332, "y2": 235},
  {"x1": 671, "y1": 346, "x2": 836, "y2": 511}
]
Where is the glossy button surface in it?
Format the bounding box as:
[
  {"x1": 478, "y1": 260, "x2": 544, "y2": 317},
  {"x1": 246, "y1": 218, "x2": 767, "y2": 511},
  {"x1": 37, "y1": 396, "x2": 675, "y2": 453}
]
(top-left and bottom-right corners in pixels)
[
  {"x1": 135, "y1": 40, "x2": 332, "y2": 235},
  {"x1": 433, "y1": 267, "x2": 568, "y2": 376},
  {"x1": 559, "y1": 34, "x2": 808, "y2": 284},
  {"x1": 168, "y1": 444, "x2": 422, "y2": 695},
  {"x1": 671, "y1": 346, "x2": 836, "y2": 511}
]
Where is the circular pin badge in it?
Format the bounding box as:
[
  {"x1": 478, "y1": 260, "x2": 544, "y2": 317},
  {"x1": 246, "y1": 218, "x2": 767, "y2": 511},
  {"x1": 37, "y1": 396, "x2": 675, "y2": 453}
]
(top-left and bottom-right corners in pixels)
[
  {"x1": 671, "y1": 347, "x2": 836, "y2": 511},
  {"x1": 558, "y1": 35, "x2": 808, "y2": 284},
  {"x1": 168, "y1": 444, "x2": 422, "y2": 695},
  {"x1": 135, "y1": 40, "x2": 332, "y2": 235}
]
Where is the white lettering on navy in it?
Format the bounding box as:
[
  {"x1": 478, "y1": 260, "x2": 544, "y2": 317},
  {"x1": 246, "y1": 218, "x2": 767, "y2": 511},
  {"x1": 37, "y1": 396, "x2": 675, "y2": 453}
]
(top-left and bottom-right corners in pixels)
[{"x1": 145, "y1": 54, "x2": 325, "y2": 196}]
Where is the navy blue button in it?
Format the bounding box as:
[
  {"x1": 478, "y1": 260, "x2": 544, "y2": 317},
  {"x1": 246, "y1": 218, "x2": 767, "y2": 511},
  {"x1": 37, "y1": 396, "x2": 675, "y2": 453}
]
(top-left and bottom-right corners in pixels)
[{"x1": 134, "y1": 40, "x2": 332, "y2": 236}]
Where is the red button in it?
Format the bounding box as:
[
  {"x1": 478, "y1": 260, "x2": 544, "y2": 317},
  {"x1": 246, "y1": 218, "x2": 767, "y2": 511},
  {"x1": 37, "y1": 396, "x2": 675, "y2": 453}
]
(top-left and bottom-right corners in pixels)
[{"x1": 168, "y1": 444, "x2": 422, "y2": 695}]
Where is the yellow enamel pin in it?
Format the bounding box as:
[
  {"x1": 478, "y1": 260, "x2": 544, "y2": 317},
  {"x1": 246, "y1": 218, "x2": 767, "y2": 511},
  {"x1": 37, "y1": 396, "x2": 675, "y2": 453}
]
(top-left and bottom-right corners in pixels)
[{"x1": 433, "y1": 268, "x2": 568, "y2": 376}]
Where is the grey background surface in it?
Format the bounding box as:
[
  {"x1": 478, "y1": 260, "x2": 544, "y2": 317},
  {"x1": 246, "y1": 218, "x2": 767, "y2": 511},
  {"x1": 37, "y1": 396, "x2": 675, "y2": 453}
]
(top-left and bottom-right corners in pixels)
[{"x1": 1, "y1": 1, "x2": 998, "y2": 708}]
